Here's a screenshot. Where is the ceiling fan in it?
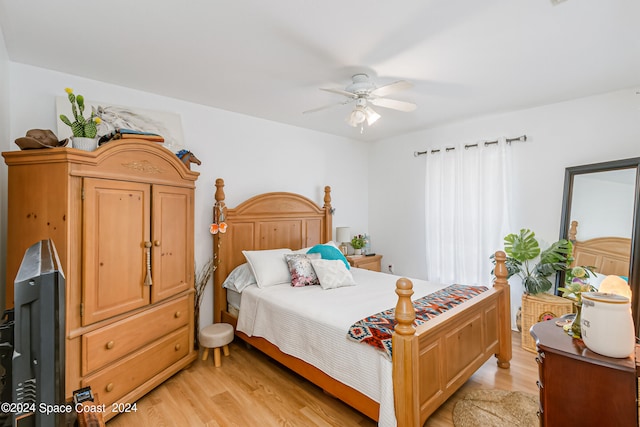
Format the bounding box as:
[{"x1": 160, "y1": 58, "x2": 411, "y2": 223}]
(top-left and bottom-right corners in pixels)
[{"x1": 304, "y1": 74, "x2": 417, "y2": 130}]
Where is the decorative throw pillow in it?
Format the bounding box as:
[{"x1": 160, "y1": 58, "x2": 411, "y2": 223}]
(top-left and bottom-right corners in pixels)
[
  {"x1": 284, "y1": 253, "x2": 321, "y2": 287},
  {"x1": 292, "y1": 241, "x2": 340, "y2": 254},
  {"x1": 242, "y1": 248, "x2": 293, "y2": 288},
  {"x1": 311, "y1": 258, "x2": 356, "y2": 290},
  {"x1": 222, "y1": 263, "x2": 257, "y2": 293},
  {"x1": 306, "y1": 244, "x2": 350, "y2": 270}
]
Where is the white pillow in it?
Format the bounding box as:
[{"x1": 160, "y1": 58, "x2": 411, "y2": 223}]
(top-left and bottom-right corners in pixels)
[
  {"x1": 242, "y1": 248, "x2": 293, "y2": 288},
  {"x1": 310, "y1": 258, "x2": 356, "y2": 290},
  {"x1": 222, "y1": 263, "x2": 257, "y2": 293}
]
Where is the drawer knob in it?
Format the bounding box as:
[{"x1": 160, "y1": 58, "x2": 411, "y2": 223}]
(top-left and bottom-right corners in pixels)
[
  {"x1": 106, "y1": 383, "x2": 114, "y2": 392},
  {"x1": 174, "y1": 311, "x2": 181, "y2": 318},
  {"x1": 106, "y1": 340, "x2": 115, "y2": 350},
  {"x1": 175, "y1": 343, "x2": 181, "y2": 351},
  {"x1": 154, "y1": 240, "x2": 161, "y2": 247}
]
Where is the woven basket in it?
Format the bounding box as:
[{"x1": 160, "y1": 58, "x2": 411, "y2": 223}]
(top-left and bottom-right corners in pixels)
[{"x1": 521, "y1": 293, "x2": 574, "y2": 353}]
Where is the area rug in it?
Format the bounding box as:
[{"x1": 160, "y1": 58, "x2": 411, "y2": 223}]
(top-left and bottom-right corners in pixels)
[{"x1": 452, "y1": 389, "x2": 538, "y2": 427}]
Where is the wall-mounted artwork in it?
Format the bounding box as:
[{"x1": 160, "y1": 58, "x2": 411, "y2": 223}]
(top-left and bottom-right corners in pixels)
[{"x1": 55, "y1": 97, "x2": 186, "y2": 152}]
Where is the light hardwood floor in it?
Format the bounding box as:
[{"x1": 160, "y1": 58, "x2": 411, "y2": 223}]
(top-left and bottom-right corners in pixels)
[{"x1": 107, "y1": 331, "x2": 538, "y2": 426}]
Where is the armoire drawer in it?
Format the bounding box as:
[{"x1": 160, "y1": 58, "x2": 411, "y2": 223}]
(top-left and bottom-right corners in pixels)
[
  {"x1": 82, "y1": 325, "x2": 189, "y2": 407},
  {"x1": 82, "y1": 295, "x2": 189, "y2": 374}
]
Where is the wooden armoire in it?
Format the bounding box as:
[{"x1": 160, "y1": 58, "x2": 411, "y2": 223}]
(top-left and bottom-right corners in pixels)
[{"x1": 3, "y1": 139, "x2": 199, "y2": 419}]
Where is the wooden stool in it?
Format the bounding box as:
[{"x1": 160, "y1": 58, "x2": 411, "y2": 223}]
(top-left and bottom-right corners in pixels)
[{"x1": 199, "y1": 323, "x2": 234, "y2": 367}]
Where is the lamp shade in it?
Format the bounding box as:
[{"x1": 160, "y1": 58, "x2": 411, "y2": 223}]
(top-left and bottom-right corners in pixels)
[
  {"x1": 336, "y1": 227, "x2": 351, "y2": 243},
  {"x1": 599, "y1": 275, "x2": 632, "y2": 299}
]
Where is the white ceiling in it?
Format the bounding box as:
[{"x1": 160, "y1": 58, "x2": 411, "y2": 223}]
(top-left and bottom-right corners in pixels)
[{"x1": 1, "y1": 0, "x2": 639, "y2": 142}]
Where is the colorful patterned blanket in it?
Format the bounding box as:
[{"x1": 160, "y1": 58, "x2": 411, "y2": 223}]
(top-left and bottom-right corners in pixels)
[{"x1": 346, "y1": 284, "x2": 489, "y2": 359}]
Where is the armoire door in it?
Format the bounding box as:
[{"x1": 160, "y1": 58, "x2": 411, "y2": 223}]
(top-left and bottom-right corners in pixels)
[
  {"x1": 82, "y1": 178, "x2": 151, "y2": 325},
  {"x1": 151, "y1": 185, "x2": 193, "y2": 302}
]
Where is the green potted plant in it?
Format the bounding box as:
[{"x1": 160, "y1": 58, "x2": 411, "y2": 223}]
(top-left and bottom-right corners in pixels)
[
  {"x1": 59, "y1": 87, "x2": 102, "y2": 151},
  {"x1": 498, "y1": 229, "x2": 574, "y2": 352},
  {"x1": 502, "y1": 229, "x2": 573, "y2": 295},
  {"x1": 351, "y1": 234, "x2": 366, "y2": 255}
]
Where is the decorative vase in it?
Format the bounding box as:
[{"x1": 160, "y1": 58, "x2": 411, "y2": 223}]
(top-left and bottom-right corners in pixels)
[
  {"x1": 354, "y1": 248, "x2": 362, "y2": 255},
  {"x1": 72, "y1": 136, "x2": 98, "y2": 152},
  {"x1": 569, "y1": 303, "x2": 581, "y2": 338}
]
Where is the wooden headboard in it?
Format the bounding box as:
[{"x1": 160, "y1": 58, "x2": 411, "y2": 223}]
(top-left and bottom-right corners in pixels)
[
  {"x1": 212, "y1": 178, "x2": 333, "y2": 323},
  {"x1": 568, "y1": 220, "x2": 631, "y2": 276}
]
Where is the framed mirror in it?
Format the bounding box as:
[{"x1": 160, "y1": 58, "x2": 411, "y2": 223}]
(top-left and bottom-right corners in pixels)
[{"x1": 557, "y1": 157, "x2": 640, "y2": 334}]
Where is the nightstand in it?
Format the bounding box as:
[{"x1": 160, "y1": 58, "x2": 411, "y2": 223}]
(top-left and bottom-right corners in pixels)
[{"x1": 346, "y1": 254, "x2": 382, "y2": 272}]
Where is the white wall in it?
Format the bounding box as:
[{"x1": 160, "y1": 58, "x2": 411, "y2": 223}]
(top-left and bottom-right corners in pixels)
[
  {"x1": 4, "y1": 63, "x2": 370, "y2": 327},
  {"x1": 0, "y1": 23, "x2": 10, "y2": 313},
  {"x1": 369, "y1": 88, "x2": 640, "y2": 325}
]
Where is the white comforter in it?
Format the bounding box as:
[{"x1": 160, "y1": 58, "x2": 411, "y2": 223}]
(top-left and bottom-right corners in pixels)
[{"x1": 236, "y1": 268, "x2": 447, "y2": 427}]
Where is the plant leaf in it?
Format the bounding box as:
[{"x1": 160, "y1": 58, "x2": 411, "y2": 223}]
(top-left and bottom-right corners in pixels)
[
  {"x1": 523, "y1": 276, "x2": 553, "y2": 294},
  {"x1": 504, "y1": 229, "x2": 540, "y2": 262},
  {"x1": 539, "y1": 239, "x2": 573, "y2": 265}
]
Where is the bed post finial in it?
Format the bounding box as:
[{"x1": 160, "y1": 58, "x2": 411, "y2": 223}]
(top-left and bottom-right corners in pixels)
[
  {"x1": 394, "y1": 278, "x2": 415, "y2": 336},
  {"x1": 393, "y1": 278, "x2": 419, "y2": 427},
  {"x1": 494, "y1": 250, "x2": 508, "y2": 287},
  {"x1": 493, "y1": 250, "x2": 512, "y2": 368},
  {"x1": 215, "y1": 178, "x2": 225, "y2": 202},
  {"x1": 323, "y1": 186, "x2": 331, "y2": 209},
  {"x1": 569, "y1": 220, "x2": 578, "y2": 243}
]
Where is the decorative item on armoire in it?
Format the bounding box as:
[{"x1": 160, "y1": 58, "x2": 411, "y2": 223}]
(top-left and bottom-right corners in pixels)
[
  {"x1": 58, "y1": 88, "x2": 101, "y2": 151},
  {"x1": 176, "y1": 149, "x2": 202, "y2": 170},
  {"x1": 14, "y1": 129, "x2": 68, "y2": 150}
]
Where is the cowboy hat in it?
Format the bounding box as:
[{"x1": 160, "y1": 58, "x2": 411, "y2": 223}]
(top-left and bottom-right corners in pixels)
[{"x1": 15, "y1": 129, "x2": 68, "y2": 150}]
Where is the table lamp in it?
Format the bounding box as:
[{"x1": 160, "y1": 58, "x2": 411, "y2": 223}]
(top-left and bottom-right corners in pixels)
[{"x1": 336, "y1": 227, "x2": 351, "y2": 256}]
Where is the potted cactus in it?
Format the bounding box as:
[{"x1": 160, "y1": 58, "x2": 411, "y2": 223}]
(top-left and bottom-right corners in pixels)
[{"x1": 59, "y1": 88, "x2": 101, "y2": 151}]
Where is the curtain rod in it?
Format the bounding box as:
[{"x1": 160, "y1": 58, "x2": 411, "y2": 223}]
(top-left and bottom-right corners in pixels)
[{"x1": 413, "y1": 134, "x2": 527, "y2": 157}]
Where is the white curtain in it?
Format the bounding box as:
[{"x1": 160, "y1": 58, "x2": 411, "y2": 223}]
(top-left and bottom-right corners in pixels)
[{"x1": 424, "y1": 140, "x2": 512, "y2": 286}]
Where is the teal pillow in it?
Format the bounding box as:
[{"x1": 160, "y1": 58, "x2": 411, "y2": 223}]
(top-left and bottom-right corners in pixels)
[{"x1": 307, "y1": 244, "x2": 350, "y2": 270}]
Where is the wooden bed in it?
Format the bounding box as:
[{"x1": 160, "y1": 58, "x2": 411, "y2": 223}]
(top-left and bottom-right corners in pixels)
[
  {"x1": 568, "y1": 220, "x2": 631, "y2": 276},
  {"x1": 211, "y1": 178, "x2": 512, "y2": 427}
]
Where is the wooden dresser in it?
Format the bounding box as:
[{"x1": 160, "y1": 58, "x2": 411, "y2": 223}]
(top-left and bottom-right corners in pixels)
[
  {"x1": 530, "y1": 319, "x2": 638, "y2": 427},
  {"x1": 3, "y1": 140, "x2": 199, "y2": 420}
]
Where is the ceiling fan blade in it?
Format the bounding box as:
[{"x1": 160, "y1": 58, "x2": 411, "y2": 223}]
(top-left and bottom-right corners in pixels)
[
  {"x1": 303, "y1": 99, "x2": 354, "y2": 114},
  {"x1": 370, "y1": 80, "x2": 413, "y2": 97},
  {"x1": 320, "y1": 87, "x2": 357, "y2": 98},
  {"x1": 369, "y1": 97, "x2": 417, "y2": 112}
]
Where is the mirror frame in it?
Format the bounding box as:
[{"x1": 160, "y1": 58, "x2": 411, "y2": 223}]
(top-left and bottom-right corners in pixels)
[{"x1": 557, "y1": 157, "x2": 640, "y2": 335}]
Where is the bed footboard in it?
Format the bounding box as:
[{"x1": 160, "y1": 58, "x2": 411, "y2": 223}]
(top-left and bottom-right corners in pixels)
[{"x1": 392, "y1": 251, "x2": 512, "y2": 427}]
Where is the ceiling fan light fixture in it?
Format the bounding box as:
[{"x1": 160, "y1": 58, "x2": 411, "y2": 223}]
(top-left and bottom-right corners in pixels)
[
  {"x1": 311, "y1": 74, "x2": 414, "y2": 130},
  {"x1": 364, "y1": 106, "x2": 381, "y2": 126},
  {"x1": 346, "y1": 106, "x2": 367, "y2": 127}
]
